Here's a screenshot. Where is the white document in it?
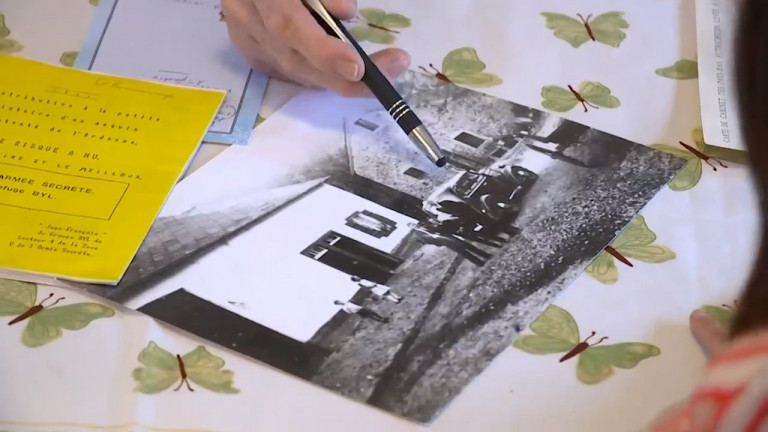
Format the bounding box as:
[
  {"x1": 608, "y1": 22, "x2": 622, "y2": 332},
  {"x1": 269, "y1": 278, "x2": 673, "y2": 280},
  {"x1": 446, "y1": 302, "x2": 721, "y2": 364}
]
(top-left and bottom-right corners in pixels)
[
  {"x1": 75, "y1": 0, "x2": 268, "y2": 145},
  {"x1": 695, "y1": 0, "x2": 744, "y2": 150}
]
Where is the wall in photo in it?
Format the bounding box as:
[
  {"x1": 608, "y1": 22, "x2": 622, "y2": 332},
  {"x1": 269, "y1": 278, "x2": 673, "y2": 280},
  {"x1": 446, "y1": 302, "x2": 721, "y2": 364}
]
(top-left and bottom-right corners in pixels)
[{"x1": 145, "y1": 184, "x2": 416, "y2": 342}]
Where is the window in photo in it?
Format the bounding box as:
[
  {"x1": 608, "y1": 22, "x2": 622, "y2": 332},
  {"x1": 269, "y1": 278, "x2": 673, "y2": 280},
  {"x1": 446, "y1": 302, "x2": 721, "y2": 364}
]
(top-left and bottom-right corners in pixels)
[
  {"x1": 491, "y1": 148, "x2": 507, "y2": 158},
  {"x1": 403, "y1": 167, "x2": 427, "y2": 179},
  {"x1": 354, "y1": 118, "x2": 380, "y2": 131},
  {"x1": 453, "y1": 131, "x2": 487, "y2": 148},
  {"x1": 345, "y1": 210, "x2": 398, "y2": 239}
]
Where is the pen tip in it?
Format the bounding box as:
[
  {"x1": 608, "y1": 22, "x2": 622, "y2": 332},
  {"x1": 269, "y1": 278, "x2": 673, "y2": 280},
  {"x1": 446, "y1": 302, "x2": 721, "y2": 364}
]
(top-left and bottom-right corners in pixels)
[{"x1": 435, "y1": 157, "x2": 447, "y2": 167}]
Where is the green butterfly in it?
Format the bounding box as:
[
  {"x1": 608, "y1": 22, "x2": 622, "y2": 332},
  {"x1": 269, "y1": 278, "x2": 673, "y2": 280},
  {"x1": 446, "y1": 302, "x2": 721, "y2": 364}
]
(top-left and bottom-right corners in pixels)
[
  {"x1": 59, "y1": 51, "x2": 78, "y2": 67},
  {"x1": 419, "y1": 47, "x2": 503, "y2": 88},
  {"x1": 701, "y1": 302, "x2": 737, "y2": 332},
  {"x1": 254, "y1": 113, "x2": 267, "y2": 128},
  {"x1": 541, "y1": 12, "x2": 629, "y2": 48},
  {"x1": 0, "y1": 14, "x2": 23, "y2": 55},
  {"x1": 513, "y1": 305, "x2": 660, "y2": 384},
  {"x1": 0, "y1": 14, "x2": 9, "y2": 39},
  {"x1": 586, "y1": 215, "x2": 675, "y2": 285},
  {"x1": 89, "y1": 0, "x2": 101, "y2": 6},
  {"x1": 541, "y1": 81, "x2": 620, "y2": 113},
  {"x1": 0, "y1": 278, "x2": 115, "y2": 347},
  {"x1": 651, "y1": 127, "x2": 728, "y2": 191},
  {"x1": 132, "y1": 341, "x2": 239, "y2": 394},
  {"x1": 655, "y1": 59, "x2": 699, "y2": 80},
  {"x1": 348, "y1": 8, "x2": 411, "y2": 45}
]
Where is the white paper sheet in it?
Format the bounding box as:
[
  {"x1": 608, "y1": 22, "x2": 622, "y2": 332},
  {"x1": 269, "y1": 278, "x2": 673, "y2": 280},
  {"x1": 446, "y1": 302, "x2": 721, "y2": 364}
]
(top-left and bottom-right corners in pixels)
[
  {"x1": 74, "y1": 0, "x2": 268, "y2": 145},
  {"x1": 695, "y1": 0, "x2": 744, "y2": 150}
]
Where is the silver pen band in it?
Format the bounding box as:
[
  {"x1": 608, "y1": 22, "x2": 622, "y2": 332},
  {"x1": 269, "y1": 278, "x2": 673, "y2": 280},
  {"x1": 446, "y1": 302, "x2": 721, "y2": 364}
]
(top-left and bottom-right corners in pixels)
[
  {"x1": 388, "y1": 100, "x2": 411, "y2": 122},
  {"x1": 409, "y1": 125, "x2": 445, "y2": 166}
]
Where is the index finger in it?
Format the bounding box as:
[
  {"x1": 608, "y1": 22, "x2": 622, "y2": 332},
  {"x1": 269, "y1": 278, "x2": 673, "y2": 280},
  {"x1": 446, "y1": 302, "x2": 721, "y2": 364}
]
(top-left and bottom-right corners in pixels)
[{"x1": 255, "y1": 0, "x2": 363, "y2": 80}]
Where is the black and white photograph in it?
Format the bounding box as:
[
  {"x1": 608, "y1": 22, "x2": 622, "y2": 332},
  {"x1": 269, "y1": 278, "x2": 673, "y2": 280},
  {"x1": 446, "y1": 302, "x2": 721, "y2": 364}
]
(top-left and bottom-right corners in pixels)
[{"x1": 83, "y1": 70, "x2": 685, "y2": 423}]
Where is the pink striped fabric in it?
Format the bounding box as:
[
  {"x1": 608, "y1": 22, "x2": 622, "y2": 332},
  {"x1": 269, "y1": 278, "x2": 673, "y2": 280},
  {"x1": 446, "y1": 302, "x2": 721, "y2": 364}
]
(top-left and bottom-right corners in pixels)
[{"x1": 647, "y1": 330, "x2": 768, "y2": 432}]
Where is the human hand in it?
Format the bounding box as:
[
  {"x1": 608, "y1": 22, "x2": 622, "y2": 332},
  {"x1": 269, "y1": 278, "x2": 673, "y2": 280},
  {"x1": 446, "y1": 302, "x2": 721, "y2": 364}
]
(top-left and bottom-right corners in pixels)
[{"x1": 220, "y1": 0, "x2": 411, "y2": 97}]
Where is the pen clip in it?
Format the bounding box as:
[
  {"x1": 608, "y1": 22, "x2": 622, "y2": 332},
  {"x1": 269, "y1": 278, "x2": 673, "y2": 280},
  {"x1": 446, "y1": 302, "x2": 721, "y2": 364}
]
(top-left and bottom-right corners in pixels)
[{"x1": 302, "y1": 0, "x2": 352, "y2": 43}]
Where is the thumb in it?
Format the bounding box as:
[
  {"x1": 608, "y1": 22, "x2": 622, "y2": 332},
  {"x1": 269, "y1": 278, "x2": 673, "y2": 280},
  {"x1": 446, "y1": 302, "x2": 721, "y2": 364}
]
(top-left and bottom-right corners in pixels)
[
  {"x1": 369, "y1": 48, "x2": 411, "y2": 79},
  {"x1": 322, "y1": 0, "x2": 358, "y2": 20}
]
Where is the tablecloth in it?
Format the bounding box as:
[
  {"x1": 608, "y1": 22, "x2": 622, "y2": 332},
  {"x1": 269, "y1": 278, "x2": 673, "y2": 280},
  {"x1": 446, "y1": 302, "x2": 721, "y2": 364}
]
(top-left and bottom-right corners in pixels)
[{"x1": 0, "y1": 0, "x2": 760, "y2": 431}]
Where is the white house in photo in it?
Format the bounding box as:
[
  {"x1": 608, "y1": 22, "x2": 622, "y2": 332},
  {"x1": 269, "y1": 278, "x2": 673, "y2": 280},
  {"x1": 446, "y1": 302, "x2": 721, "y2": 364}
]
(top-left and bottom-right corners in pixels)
[
  {"x1": 129, "y1": 184, "x2": 416, "y2": 343},
  {"x1": 344, "y1": 72, "x2": 576, "y2": 202}
]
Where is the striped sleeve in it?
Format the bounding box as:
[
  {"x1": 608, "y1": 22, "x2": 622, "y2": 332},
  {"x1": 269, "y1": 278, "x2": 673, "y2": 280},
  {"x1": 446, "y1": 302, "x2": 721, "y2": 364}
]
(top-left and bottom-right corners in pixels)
[{"x1": 648, "y1": 331, "x2": 768, "y2": 432}]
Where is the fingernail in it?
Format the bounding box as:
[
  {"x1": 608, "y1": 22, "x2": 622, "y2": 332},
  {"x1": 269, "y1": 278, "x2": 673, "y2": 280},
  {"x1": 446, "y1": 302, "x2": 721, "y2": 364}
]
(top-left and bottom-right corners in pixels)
[
  {"x1": 381, "y1": 52, "x2": 411, "y2": 77},
  {"x1": 324, "y1": 0, "x2": 358, "y2": 18},
  {"x1": 395, "y1": 52, "x2": 411, "y2": 69},
  {"x1": 336, "y1": 61, "x2": 360, "y2": 81}
]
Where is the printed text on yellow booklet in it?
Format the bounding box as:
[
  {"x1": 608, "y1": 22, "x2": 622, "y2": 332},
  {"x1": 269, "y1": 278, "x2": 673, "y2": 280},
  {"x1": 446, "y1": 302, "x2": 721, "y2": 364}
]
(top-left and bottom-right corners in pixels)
[{"x1": 0, "y1": 55, "x2": 225, "y2": 283}]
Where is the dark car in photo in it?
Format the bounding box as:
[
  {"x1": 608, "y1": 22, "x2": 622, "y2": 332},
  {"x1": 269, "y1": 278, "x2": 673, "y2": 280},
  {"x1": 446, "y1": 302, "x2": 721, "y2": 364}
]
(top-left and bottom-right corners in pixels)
[{"x1": 423, "y1": 165, "x2": 538, "y2": 230}]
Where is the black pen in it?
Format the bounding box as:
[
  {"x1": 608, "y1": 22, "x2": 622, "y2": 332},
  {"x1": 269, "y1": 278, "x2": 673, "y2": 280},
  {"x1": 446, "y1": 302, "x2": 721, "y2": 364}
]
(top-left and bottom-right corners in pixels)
[{"x1": 302, "y1": 0, "x2": 446, "y2": 167}]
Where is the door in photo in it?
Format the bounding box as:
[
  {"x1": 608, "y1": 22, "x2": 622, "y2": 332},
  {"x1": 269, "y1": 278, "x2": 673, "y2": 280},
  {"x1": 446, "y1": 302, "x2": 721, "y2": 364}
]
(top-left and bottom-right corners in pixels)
[{"x1": 300, "y1": 231, "x2": 404, "y2": 284}]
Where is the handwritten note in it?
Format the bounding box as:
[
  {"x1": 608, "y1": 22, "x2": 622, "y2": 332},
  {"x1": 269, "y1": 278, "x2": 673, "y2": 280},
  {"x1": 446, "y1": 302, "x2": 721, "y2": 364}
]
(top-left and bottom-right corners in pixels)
[
  {"x1": 0, "y1": 55, "x2": 225, "y2": 283},
  {"x1": 75, "y1": 0, "x2": 268, "y2": 145}
]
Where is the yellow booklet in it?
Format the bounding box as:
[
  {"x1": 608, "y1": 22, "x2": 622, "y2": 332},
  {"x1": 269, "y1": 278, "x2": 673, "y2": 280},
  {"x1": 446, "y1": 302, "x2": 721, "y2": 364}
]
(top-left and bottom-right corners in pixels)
[{"x1": 0, "y1": 55, "x2": 225, "y2": 284}]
